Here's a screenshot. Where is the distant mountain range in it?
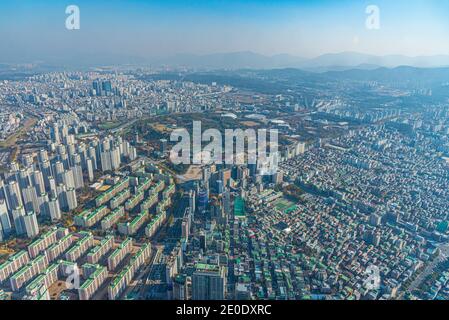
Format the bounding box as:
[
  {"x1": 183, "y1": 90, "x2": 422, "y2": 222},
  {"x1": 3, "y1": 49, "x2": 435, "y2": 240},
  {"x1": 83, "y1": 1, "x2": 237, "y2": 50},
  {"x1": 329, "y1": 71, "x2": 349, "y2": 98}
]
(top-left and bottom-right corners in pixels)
[
  {"x1": 149, "y1": 52, "x2": 305, "y2": 70},
  {"x1": 2, "y1": 51, "x2": 449, "y2": 72},
  {"x1": 150, "y1": 51, "x2": 449, "y2": 72},
  {"x1": 324, "y1": 66, "x2": 449, "y2": 82}
]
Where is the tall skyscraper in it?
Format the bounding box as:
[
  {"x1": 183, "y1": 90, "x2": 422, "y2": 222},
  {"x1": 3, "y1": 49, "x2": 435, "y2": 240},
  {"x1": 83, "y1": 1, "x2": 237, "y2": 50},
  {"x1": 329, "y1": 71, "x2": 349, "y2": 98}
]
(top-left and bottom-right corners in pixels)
[
  {"x1": 88, "y1": 147, "x2": 97, "y2": 170},
  {"x1": 64, "y1": 188, "x2": 78, "y2": 211},
  {"x1": 192, "y1": 264, "x2": 226, "y2": 300},
  {"x1": 100, "y1": 151, "x2": 112, "y2": 172},
  {"x1": 92, "y1": 80, "x2": 101, "y2": 96},
  {"x1": 48, "y1": 177, "x2": 57, "y2": 199},
  {"x1": 0, "y1": 200, "x2": 12, "y2": 238},
  {"x1": 62, "y1": 170, "x2": 75, "y2": 190},
  {"x1": 31, "y1": 170, "x2": 46, "y2": 195},
  {"x1": 189, "y1": 190, "x2": 196, "y2": 216},
  {"x1": 7, "y1": 180, "x2": 23, "y2": 210},
  {"x1": 53, "y1": 161, "x2": 65, "y2": 184},
  {"x1": 50, "y1": 124, "x2": 60, "y2": 144},
  {"x1": 38, "y1": 149, "x2": 49, "y2": 163},
  {"x1": 40, "y1": 160, "x2": 52, "y2": 190},
  {"x1": 18, "y1": 168, "x2": 31, "y2": 189},
  {"x1": 21, "y1": 211, "x2": 39, "y2": 238},
  {"x1": 102, "y1": 80, "x2": 112, "y2": 93},
  {"x1": 47, "y1": 197, "x2": 62, "y2": 221},
  {"x1": 22, "y1": 186, "x2": 40, "y2": 214},
  {"x1": 197, "y1": 189, "x2": 208, "y2": 217},
  {"x1": 12, "y1": 206, "x2": 26, "y2": 236},
  {"x1": 86, "y1": 158, "x2": 94, "y2": 182},
  {"x1": 0, "y1": 179, "x2": 10, "y2": 210},
  {"x1": 110, "y1": 147, "x2": 121, "y2": 170},
  {"x1": 71, "y1": 165, "x2": 84, "y2": 190},
  {"x1": 223, "y1": 190, "x2": 231, "y2": 216}
]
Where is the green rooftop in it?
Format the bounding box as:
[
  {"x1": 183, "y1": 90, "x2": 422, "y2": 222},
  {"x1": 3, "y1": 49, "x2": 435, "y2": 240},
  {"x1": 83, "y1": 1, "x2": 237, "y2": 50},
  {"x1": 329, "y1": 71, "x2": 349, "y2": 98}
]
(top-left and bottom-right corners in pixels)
[{"x1": 234, "y1": 197, "x2": 245, "y2": 217}]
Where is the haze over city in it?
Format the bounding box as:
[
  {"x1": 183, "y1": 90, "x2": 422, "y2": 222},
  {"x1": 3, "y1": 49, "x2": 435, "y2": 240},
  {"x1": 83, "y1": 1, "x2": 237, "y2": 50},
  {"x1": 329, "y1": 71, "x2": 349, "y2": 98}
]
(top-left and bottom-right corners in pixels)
[{"x1": 1, "y1": 0, "x2": 449, "y2": 65}]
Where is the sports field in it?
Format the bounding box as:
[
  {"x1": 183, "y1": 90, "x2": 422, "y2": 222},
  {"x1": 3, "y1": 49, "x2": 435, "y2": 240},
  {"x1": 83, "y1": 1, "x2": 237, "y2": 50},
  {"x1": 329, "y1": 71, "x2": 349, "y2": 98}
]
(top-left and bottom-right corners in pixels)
[{"x1": 273, "y1": 198, "x2": 297, "y2": 214}]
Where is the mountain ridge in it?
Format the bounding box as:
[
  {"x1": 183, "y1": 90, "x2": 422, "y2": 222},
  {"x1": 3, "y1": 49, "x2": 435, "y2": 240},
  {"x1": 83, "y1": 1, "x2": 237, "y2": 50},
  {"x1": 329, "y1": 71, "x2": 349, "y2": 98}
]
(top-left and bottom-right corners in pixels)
[
  {"x1": 150, "y1": 51, "x2": 449, "y2": 71},
  {"x1": 2, "y1": 51, "x2": 449, "y2": 71}
]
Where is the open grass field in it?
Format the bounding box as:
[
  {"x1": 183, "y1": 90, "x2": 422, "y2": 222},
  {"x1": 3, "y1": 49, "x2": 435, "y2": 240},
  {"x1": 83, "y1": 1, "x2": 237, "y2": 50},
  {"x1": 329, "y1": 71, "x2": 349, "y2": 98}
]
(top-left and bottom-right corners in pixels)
[
  {"x1": 273, "y1": 198, "x2": 297, "y2": 214},
  {"x1": 150, "y1": 123, "x2": 170, "y2": 133},
  {"x1": 0, "y1": 117, "x2": 37, "y2": 149},
  {"x1": 98, "y1": 121, "x2": 123, "y2": 130}
]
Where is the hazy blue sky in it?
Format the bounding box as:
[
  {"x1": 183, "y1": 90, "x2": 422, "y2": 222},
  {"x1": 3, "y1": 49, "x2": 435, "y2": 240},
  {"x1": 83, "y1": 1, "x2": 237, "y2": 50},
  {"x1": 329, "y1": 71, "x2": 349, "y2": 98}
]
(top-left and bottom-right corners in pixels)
[{"x1": 0, "y1": 0, "x2": 448, "y2": 62}]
